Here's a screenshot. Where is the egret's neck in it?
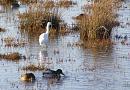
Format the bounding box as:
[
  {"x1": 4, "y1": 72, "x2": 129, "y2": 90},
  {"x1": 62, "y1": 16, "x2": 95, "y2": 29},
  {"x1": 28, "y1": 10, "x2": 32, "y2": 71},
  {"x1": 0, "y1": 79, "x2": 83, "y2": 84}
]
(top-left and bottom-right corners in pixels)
[{"x1": 46, "y1": 25, "x2": 50, "y2": 34}]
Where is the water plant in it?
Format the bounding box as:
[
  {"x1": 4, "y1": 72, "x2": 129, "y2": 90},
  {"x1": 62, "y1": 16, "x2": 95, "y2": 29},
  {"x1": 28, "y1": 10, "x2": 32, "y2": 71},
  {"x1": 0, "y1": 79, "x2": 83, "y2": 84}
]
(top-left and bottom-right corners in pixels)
[
  {"x1": 22, "y1": 64, "x2": 45, "y2": 71},
  {"x1": 76, "y1": 0, "x2": 122, "y2": 40},
  {"x1": 0, "y1": 52, "x2": 21, "y2": 61},
  {"x1": 3, "y1": 37, "x2": 27, "y2": 47},
  {"x1": 57, "y1": 0, "x2": 77, "y2": 8}
]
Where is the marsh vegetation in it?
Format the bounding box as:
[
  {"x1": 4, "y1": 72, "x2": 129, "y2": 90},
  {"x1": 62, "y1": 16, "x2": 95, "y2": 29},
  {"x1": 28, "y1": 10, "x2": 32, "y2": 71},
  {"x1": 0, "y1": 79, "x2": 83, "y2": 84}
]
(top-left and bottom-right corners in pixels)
[
  {"x1": 0, "y1": 0, "x2": 129, "y2": 90},
  {"x1": 0, "y1": 52, "x2": 21, "y2": 61},
  {"x1": 76, "y1": 0, "x2": 122, "y2": 40}
]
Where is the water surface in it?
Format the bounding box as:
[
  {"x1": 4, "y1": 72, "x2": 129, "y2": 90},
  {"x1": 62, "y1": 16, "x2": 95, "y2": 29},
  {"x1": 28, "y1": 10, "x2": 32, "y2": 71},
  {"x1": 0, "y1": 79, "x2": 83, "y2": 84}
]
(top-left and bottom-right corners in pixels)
[{"x1": 0, "y1": 0, "x2": 130, "y2": 90}]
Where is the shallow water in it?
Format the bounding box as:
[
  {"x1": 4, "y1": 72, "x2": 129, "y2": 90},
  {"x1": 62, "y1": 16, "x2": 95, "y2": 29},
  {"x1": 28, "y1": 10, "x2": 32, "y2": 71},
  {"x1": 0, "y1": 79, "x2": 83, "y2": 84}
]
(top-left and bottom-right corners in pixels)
[{"x1": 0, "y1": 0, "x2": 130, "y2": 90}]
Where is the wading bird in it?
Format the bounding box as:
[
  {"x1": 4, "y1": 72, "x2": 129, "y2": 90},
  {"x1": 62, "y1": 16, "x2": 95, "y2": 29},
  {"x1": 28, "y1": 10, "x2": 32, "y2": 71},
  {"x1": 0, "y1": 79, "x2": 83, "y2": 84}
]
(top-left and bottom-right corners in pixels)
[{"x1": 39, "y1": 22, "x2": 52, "y2": 47}]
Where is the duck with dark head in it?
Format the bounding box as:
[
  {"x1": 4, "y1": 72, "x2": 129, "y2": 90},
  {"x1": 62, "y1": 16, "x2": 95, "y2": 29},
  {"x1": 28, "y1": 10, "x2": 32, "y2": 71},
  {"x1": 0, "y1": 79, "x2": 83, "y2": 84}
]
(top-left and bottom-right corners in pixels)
[{"x1": 43, "y1": 69, "x2": 65, "y2": 78}]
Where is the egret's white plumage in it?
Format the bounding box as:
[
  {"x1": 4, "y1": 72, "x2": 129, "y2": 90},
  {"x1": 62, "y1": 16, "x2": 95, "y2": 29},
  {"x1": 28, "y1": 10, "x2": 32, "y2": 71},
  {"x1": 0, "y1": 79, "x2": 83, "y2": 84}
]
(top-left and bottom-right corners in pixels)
[{"x1": 39, "y1": 22, "x2": 52, "y2": 46}]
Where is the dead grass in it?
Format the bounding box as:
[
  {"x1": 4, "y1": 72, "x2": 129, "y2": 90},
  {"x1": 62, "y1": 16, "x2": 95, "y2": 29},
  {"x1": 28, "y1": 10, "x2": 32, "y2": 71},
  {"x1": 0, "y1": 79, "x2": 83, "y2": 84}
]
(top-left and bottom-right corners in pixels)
[
  {"x1": 22, "y1": 64, "x2": 45, "y2": 71},
  {"x1": 20, "y1": 0, "x2": 37, "y2": 4},
  {"x1": 57, "y1": 0, "x2": 77, "y2": 8},
  {"x1": 18, "y1": 1, "x2": 70, "y2": 38},
  {"x1": 19, "y1": 0, "x2": 76, "y2": 8},
  {"x1": 0, "y1": 52, "x2": 21, "y2": 61},
  {"x1": 77, "y1": 0, "x2": 122, "y2": 40},
  {"x1": 0, "y1": 0, "x2": 12, "y2": 5},
  {"x1": 3, "y1": 37, "x2": 27, "y2": 47}
]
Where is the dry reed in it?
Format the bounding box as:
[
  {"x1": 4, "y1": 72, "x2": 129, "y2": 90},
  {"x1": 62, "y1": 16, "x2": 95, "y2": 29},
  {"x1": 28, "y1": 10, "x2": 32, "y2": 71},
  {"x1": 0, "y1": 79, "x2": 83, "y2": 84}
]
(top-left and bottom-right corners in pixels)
[
  {"x1": 77, "y1": 0, "x2": 122, "y2": 40},
  {"x1": 0, "y1": 52, "x2": 21, "y2": 61},
  {"x1": 18, "y1": 1, "x2": 71, "y2": 38},
  {"x1": 57, "y1": 0, "x2": 77, "y2": 8},
  {"x1": 22, "y1": 64, "x2": 45, "y2": 71}
]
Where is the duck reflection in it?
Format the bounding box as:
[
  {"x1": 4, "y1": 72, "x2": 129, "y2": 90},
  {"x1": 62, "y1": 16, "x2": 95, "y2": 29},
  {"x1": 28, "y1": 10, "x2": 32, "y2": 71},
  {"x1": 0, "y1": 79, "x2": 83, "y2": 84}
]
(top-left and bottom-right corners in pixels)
[{"x1": 42, "y1": 75, "x2": 65, "y2": 90}]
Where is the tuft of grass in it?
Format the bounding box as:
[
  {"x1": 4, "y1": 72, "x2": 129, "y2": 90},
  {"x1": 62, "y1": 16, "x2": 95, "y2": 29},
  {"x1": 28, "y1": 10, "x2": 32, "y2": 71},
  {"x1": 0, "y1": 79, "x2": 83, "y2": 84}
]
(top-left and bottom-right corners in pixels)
[
  {"x1": 0, "y1": 52, "x2": 21, "y2": 61},
  {"x1": 77, "y1": 0, "x2": 122, "y2": 40},
  {"x1": 3, "y1": 37, "x2": 27, "y2": 47},
  {"x1": 20, "y1": 0, "x2": 37, "y2": 4},
  {"x1": 57, "y1": 0, "x2": 77, "y2": 8},
  {"x1": 22, "y1": 64, "x2": 45, "y2": 71}
]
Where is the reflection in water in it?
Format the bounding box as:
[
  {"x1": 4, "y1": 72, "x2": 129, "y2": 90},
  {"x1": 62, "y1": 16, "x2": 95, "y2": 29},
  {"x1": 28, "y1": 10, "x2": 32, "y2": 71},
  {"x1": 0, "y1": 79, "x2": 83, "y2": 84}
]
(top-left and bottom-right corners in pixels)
[
  {"x1": 39, "y1": 49, "x2": 48, "y2": 66},
  {"x1": 38, "y1": 49, "x2": 53, "y2": 69},
  {"x1": 1, "y1": 0, "x2": 130, "y2": 90},
  {"x1": 42, "y1": 76, "x2": 65, "y2": 90},
  {"x1": 0, "y1": 5, "x2": 4, "y2": 13}
]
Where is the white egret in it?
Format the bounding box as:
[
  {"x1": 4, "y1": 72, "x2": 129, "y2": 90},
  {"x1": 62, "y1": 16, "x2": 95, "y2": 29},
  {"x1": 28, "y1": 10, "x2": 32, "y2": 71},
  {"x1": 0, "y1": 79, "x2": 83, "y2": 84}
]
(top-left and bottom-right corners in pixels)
[{"x1": 39, "y1": 22, "x2": 52, "y2": 47}]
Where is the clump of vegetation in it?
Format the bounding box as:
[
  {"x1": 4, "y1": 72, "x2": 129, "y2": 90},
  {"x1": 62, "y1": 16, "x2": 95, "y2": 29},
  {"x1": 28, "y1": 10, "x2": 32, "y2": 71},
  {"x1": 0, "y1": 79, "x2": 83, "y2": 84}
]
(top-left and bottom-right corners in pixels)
[
  {"x1": 77, "y1": 0, "x2": 122, "y2": 40},
  {"x1": 18, "y1": 2, "x2": 61, "y2": 33},
  {"x1": 0, "y1": 27, "x2": 5, "y2": 32},
  {"x1": 20, "y1": 0, "x2": 37, "y2": 4},
  {"x1": 22, "y1": 64, "x2": 45, "y2": 71},
  {"x1": 0, "y1": 0, "x2": 18, "y2": 5},
  {"x1": 57, "y1": 0, "x2": 77, "y2": 8},
  {"x1": 3, "y1": 37, "x2": 27, "y2": 47},
  {"x1": 18, "y1": 1, "x2": 72, "y2": 38},
  {"x1": 0, "y1": 0, "x2": 12, "y2": 5},
  {"x1": 42, "y1": 0, "x2": 55, "y2": 9},
  {"x1": 0, "y1": 52, "x2": 21, "y2": 61}
]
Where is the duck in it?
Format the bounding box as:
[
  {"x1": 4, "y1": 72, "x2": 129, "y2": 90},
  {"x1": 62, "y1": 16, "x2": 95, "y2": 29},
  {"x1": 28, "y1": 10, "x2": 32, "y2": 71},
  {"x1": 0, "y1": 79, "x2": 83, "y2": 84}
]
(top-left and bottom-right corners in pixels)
[
  {"x1": 43, "y1": 69, "x2": 65, "y2": 78},
  {"x1": 20, "y1": 73, "x2": 35, "y2": 81}
]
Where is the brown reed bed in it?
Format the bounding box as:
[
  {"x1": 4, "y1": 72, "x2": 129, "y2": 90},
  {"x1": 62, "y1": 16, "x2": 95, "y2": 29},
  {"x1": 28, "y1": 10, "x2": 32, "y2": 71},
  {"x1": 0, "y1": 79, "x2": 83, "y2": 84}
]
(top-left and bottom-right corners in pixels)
[
  {"x1": 22, "y1": 64, "x2": 45, "y2": 71},
  {"x1": 76, "y1": 0, "x2": 122, "y2": 40},
  {"x1": 57, "y1": 0, "x2": 77, "y2": 8},
  {"x1": 3, "y1": 37, "x2": 27, "y2": 47},
  {"x1": 0, "y1": 52, "x2": 21, "y2": 61},
  {"x1": 0, "y1": 0, "x2": 12, "y2": 5},
  {"x1": 0, "y1": 0, "x2": 19, "y2": 6},
  {"x1": 20, "y1": 0, "x2": 37, "y2": 4},
  {"x1": 18, "y1": 1, "x2": 71, "y2": 38},
  {"x1": 19, "y1": 0, "x2": 76, "y2": 8}
]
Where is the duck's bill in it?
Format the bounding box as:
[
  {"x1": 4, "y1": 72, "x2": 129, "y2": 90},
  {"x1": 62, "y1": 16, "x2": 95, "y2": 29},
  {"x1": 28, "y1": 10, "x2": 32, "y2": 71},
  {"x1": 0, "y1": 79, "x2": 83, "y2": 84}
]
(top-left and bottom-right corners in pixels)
[{"x1": 61, "y1": 73, "x2": 65, "y2": 76}]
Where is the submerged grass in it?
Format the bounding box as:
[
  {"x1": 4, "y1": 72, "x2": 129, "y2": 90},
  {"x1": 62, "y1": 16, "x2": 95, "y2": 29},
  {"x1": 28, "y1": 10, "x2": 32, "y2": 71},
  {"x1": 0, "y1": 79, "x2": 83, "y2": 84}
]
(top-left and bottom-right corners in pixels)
[
  {"x1": 3, "y1": 37, "x2": 27, "y2": 47},
  {"x1": 77, "y1": 0, "x2": 122, "y2": 40},
  {"x1": 22, "y1": 64, "x2": 45, "y2": 71},
  {"x1": 57, "y1": 0, "x2": 77, "y2": 8},
  {"x1": 0, "y1": 52, "x2": 21, "y2": 61}
]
